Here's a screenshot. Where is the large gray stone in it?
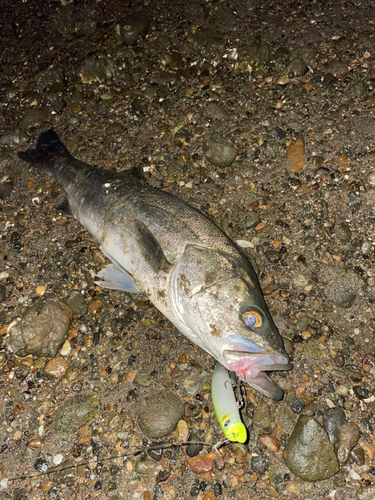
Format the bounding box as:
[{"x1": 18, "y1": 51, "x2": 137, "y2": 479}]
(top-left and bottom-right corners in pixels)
[
  {"x1": 137, "y1": 390, "x2": 184, "y2": 439},
  {"x1": 7, "y1": 297, "x2": 72, "y2": 358},
  {"x1": 283, "y1": 415, "x2": 339, "y2": 481}
]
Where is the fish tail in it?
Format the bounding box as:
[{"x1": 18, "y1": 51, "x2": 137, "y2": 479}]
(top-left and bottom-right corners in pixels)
[{"x1": 17, "y1": 129, "x2": 72, "y2": 169}]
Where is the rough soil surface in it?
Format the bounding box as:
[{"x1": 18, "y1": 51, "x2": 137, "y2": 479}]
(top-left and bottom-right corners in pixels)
[{"x1": 0, "y1": 1, "x2": 375, "y2": 499}]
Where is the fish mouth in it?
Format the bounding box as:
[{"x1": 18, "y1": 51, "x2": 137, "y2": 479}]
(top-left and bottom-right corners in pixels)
[{"x1": 223, "y1": 349, "x2": 292, "y2": 400}]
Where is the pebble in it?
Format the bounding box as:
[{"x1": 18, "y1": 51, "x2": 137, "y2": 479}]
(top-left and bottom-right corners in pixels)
[
  {"x1": 135, "y1": 457, "x2": 159, "y2": 475},
  {"x1": 53, "y1": 454, "x2": 64, "y2": 465},
  {"x1": 334, "y1": 222, "x2": 352, "y2": 244},
  {"x1": 148, "y1": 444, "x2": 164, "y2": 462},
  {"x1": 108, "y1": 412, "x2": 121, "y2": 430},
  {"x1": 89, "y1": 299, "x2": 103, "y2": 311},
  {"x1": 187, "y1": 455, "x2": 213, "y2": 474},
  {"x1": 283, "y1": 415, "x2": 339, "y2": 481},
  {"x1": 35, "y1": 285, "x2": 46, "y2": 296},
  {"x1": 204, "y1": 427, "x2": 214, "y2": 445},
  {"x1": 6, "y1": 298, "x2": 72, "y2": 357},
  {"x1": 44, "y1": 356, "x2": 68, "y2": 379},
  {"x1": 13, "y1": 354, "x2": 33, "y2": 368},
  {"x1": 0, "y1": 284, "x2": 6, "y2": 302},
  {"x1": 176, "y1": 419, "x2": 189, "y2": 442},
  {"x1": 135, "y1": 373, "x2": 153, "y2": 387},
  {"x1": 366, "y1": 170, "x2": 375, "y2": 186},
  {"x1": 350, "y1": 447, "x2": 365, "y2": 466},
  {"x1": 290, "y1": 397, "x2": 305, "y2": 414},
  {"x1": 28, "y1": 438, "x2": 42, "y2": 449},
  {"x1": 237, "y1": 41, "x2": 270, "y2": 73},
  {"x1": 318, "y1": 266, "x2": 363, "y2": 309},
  {"x1": 137, "y1": 390, "x2": 185, "y2": 438},
  {"x1": 54, "y1": 395, "x2": 98, "y2": 434},
  {"x1": 259, "y1": 435, "x2": 280, "y2": 453},
  {"x1": 252, "y1": 400, "x2": 271, "y2": 429},
  {"x1": 251, "y1": 453, "x2": 268, "y2": 475},
  {"x1": 232, "y1": 443, "x2": 250, "y2": 463},
  {"x1": 64, "y1": 291, "x2": 87, "y2": 314},
  {"x1": 77, "y1": 56, "x2": 115, "y2": 84},
  {"x1": 323, "y1": 407, "x2": 347, "y2": 445},
  {"x1": 186, "y1": 432, "x2": 204, "y2": 457},
  {"x1": 59, "y1": 340, "x2": 71, "y2": 357},
  {"x1": 115, "y1": 13, "x2": 150, "y2": 46},
  {"x1": 337, "y1": 422, "x2": 360, "y2": 464},
  {"x1": 202, "y1": 133, "x2": 237, "y2": 169},
  {"x1": 19, "y1": 107, "x2": 50, "y2": 130},
  {"x1": 287, "y1": 135, "x2": 305, "y2": 172}
]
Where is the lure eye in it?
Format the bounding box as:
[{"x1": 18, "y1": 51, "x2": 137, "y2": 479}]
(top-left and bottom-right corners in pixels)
[{"x1": 242, "y1": 309, "x2": 262, "y2": 328}]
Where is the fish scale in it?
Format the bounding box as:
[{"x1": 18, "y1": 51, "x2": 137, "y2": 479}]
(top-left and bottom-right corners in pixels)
[{"x1": 18, "y1": 129, "x2": 291, "y2": 400}]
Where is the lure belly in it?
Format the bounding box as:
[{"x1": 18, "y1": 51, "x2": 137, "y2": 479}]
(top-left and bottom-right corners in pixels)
[{"x1": 211, "y1": 362, "x2": 247, "y2": 444}]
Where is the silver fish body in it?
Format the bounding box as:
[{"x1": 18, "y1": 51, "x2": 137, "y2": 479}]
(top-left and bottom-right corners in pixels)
[{"x1": 18, "y1": 130, "x2": 291, "y2": 399}]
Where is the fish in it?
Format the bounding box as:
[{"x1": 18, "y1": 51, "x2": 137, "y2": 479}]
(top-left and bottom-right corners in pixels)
[{"x1": 18, "y1": 129, "x2": 291, "y2": 400}]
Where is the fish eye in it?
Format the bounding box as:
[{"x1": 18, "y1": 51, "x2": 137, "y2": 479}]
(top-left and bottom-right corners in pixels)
[{"x1": 242, "y1": 308, "x2": 262, "y2": 328}]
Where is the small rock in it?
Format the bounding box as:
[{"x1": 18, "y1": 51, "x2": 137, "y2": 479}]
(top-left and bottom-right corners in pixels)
[
  {"x1": 187, "y1": 455, "x2": 213, "y2": 474},
  {"x1": 59, "y1": 340, "x2": 71, "y2": 357},
  {"x1": 237, "y1": 41, "x2": 271, "y2": 73},
  {"x1": 135, "y1": 457, "x2": 159, "y2": 475},
  {"x1": 203, "y1": 133, "x2": 237, "y2": 168},
  {"x1": 13, "y1": 354, "x2": 33, "y2": 368},
  {"x1": 253, "y1": 400, "x2": 271, "y2": 429},
  {"x1": 89, "y1": 299, "x2": 103, "y2": 311},
  {"x1": 232, "y1": 443, "x2": 250, "y2": 463},
  {"x1": 0, "y1": 284, "x2": 6, "y2": 302},
  {"x1": 350, "y1": 447, "x2": 365, "y2": 466},
  {"x1": 283, "y1": 415, "x2": 339, "y2": 481},
  {"x1": 287, "y1": 135, "x2": 305, "y2": 172},
  {"x1": 318, "y1": 266, "x2": 364, "y2": 309},
  {"x1": 251, "y1": 453, "x2": 268, "y2": 475},
  {"x1": 148, "y1": 443, "x2": 164, "y2": 462},
  {"x1": 322, "y1": 407, "x2": 347, "y2": 446},
  {"x1": 278, "y1": 57, "x2": 308, "y2": 84},
  {"x1": 115, "y1": 13, "x2": 150, "y2": 46},
  {"x1": 28, "y1": 438, "x2": 42, "y2": 449},
  {"x1": 108, "y1": 411, "x2": 121, "y2": 430},
  {"x1": 136, "y1": 373, "x2": 153, "y2": 387},
  {"x1": 19, "y1": 108, "x2": 50, "y2": 130},
  {"x1": 176, "y1": 419, "x2": 189, "y2": 442},
  {"x1": 54, "y1": 395, "x2": 98, "y2": 434},
  {"x1": 367, "y1": 170, "x2": 375, "y2": 186},
  {"x1": 6, "y1": 297, "x2": 72, "y2": 358},
  {"x1": 44, "y1": 356, "x2": 68, "y2": 379},
  {"x1": 290, "y1": 397, "x2": 305, "y2": 414},
  {"x1": 334, "y1": 223, "x2": 352, "y2": 244},
  {"x1": 137, "y1": 390, "x2": 184, "y2": 439},
  {"x1": 78, "y1": 56, "x2": 116, "y2": 84},
  {"x1": 156, "y1": 469, "x2": 170, "y2": 483},
  {"x1": 35, "y1": 286, "x2": 46, "y2": 296},
  {"x1": 186, "y1": 432, "x2": 203, "y2": 457},
  {"x1": 337, "y1": 422, "x2": 360, "y2": 464},
  {"x1": 259, "y1": 434, "x2": 280, "y2": 453},
  {"x1": 64, "y1": 290, "x2": 87, "y2": 314},
  {"x1": 202, "y1": 102, "x2": 229, "y2": 121}
]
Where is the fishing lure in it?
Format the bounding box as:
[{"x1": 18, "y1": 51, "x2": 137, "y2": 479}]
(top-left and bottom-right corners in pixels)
[{"x1": 211, "y1": 362, "x2": 247, "y2": 443}]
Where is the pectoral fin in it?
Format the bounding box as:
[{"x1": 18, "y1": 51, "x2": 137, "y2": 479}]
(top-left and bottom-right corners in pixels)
[
  {"x1": 133, "y1": 219, "x2": 170, "y2": 273},
  {"x1": 95, "y1": 264, "x2": 141, "y2": 293},
  {"x1": 55, "y1": 197, "x2": 73, "y2": 216}
]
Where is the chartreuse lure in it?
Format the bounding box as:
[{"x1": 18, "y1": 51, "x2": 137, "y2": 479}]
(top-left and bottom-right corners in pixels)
[{"x1": 211, "y1": 362, "x2": 247, "y2": 443}]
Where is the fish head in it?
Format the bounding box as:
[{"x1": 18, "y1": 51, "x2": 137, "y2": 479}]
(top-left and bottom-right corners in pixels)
[{"x1": 173, "y1": 245, "x2": 291, "y2": 400}]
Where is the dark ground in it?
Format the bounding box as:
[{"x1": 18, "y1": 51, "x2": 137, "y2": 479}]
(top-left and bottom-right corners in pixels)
[{"x1": 0, "y1": 0, "x2": 375, "y2": 499}]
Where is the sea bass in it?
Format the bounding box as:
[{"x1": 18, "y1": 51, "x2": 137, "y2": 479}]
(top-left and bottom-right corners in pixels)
[{"x1": 18, "y1": 130, "x2": 291, "y2": 399}]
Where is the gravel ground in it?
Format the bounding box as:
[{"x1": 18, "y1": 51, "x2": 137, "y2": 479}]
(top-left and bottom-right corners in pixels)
[{"x1": 0, "y1": 1, "x2": 375, "y2": 499}]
